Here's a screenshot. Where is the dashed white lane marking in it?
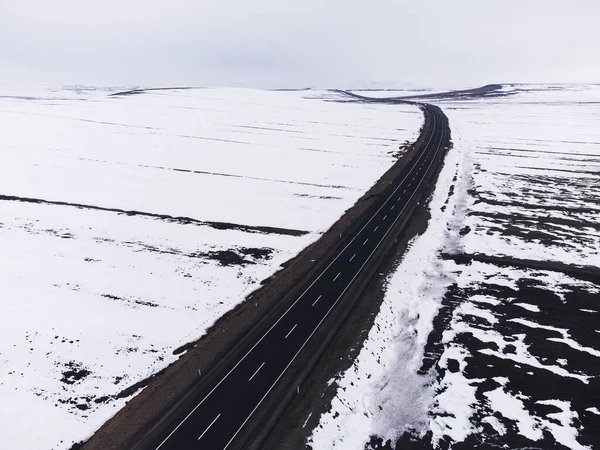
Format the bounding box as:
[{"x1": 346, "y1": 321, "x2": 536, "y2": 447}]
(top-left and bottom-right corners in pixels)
[
  {"x1": 333, "y1": 272, "x2": 341, "y2": 282},
  {"x1": 285, "y1": 324, "x2": 298, "y2": 339},
  {"x1": 349, "y1": 253, "x2": 356, "y2": 262},
  {"x1": 198, "y1": 414, "x2": 221, "y2": 441},
  {"x1": 391, "y1": 205, "x2": 395, "y2": 210},
  {"x1": 248, "y1": 362, "x2": 266, "y2": 381},
  {"x1": 312, "y1": 295, "x2": 322, "y2": 306},
  {"x1": 383, "y1": 214, "x2": 387, "y2": 220},
  {"x1": 403, "y1": 190, "x2": 406, "y2": 194},
  {"x1": 363, "y1": 238, "x2": 369, "y2": 246},
  {"x1": 374, "y1": 225, "x2": 379, "y2": 232}
]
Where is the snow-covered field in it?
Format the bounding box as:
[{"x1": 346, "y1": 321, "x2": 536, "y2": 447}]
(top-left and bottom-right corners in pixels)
[
  {"x1": 310, "y1": 84, "x2": 600, "y2": 449},
  {"x1": 0, "y1": 84, "x2": 423, "y2": 450}
]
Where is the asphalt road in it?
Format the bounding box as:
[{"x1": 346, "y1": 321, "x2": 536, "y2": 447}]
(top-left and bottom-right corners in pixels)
[{"x1": 141, "y1": 104, "x2": 449, "y2": 450}]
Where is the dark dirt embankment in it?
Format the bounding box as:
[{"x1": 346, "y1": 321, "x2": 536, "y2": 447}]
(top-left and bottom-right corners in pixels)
[
  {"x1": 0, "y1": 194, "x2": 308, "y2": 237},
  {"x1": 336, "y1": 84, "x2": 512, "y2": 104},
  {"x1": 79, "y1": 107, "x2": 435, "y2": 450}
]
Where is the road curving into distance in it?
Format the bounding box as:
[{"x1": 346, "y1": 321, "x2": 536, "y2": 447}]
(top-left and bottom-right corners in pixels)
[{"x1": 132, "y1": 103, "x2": 451, "y2": 450}]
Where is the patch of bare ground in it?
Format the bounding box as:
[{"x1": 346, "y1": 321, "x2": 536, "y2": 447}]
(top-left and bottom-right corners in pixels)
[
  {"x1": 472, "y1": 194, "x2": 600, "y2": 215},
  {"x1": 78, "y1": 110, "x2": 434, "y2": 450},
  {"x1": 388, "y1": 254, "x2": 600, "y2": 450},
  {"x1": 0, "y1": 195, "x2": 308, "y2": 237},
  {"x1": 336, "y1": 84, "x2": 512, "y2": 103},
  {"x1": 441, "y1": 253, "x2": 600, "y2": 285}
]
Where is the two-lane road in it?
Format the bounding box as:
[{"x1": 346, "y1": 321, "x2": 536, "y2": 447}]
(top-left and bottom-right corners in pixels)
[{"x1": 140, "y1": 104, "x2": 449, "y2": 450}]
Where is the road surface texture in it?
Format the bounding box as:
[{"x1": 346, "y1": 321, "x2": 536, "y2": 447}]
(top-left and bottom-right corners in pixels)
[{"x1": 128, "y1": 104, "x2": 450, "y2": 450}]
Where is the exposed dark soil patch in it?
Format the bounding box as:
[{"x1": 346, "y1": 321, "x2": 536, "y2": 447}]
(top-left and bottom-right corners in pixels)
[
  {"x1": 471, "y1": 194, "x2": 600, "y2": 215},
  {"x1": 60, "y1": 362, "x2": 92, "y2": 385},
  {"x1": 188, "y1": 247, "x2": 273, "y2": 266},
  {"x1": 109, "y1": 87, "x2": 197, "y2": 97},
  {"x1": 441, "y1": 252, "x2": 600, "y2": 285},
  {"x1": 471, "y1": 210, "x2": 600, "y2": 232},
  {"x1": 476, "y1": 148, "x2": 600, "y2": 164},
  {"x1": 399, "y1": 257, "x2": 600, "y2": 450},
  {"x1": 489, "y1": 146, "x2": 600, "y2": 159},
  {"x1": 0, "y1": 195, "x2": 308, "y2": 236},
  {"x1": 294, "y1": 193, "x2": 344, "y2": 200},
  {"x1": 101, "y1": 294, "x2": 162, "y2": 309},
  {"x1": 335, "y1": 84, "x2": 513, "y2": 103},
  {"x1": 515, "y1": 165, "x2": 600, "y2": 176}
]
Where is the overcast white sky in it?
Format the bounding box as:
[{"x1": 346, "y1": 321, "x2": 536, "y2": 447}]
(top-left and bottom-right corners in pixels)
[{"x1": 1, "y1": 0, "x2": 599, "y2": 89}]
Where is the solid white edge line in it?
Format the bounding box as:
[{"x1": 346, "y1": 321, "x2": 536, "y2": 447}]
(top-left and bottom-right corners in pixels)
[
  {"x1": 154, "y1": 110, "x2": 439, "y2": 450},
  {"x1": 248, "y1": 362, "x2": 266, "y2": 381},
  {"x1": 197, "y1": 413, "x2": 221, "y2": 441},
  {"x1": 284, "y1": 324, "x2": 298, "y2": 339},
  {"x1": 222, "y1": 121, "x2": 443, "y2": 449}
]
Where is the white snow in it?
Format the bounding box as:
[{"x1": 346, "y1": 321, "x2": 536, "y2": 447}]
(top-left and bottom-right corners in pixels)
[
  {"x1": 485, "y1": 388, "x2": 543, "y2": 441},
  {"x1": 481, "y1": 416, "x2": 506, "y2": 436},
  {"x1": 0, "y1": 83, "x2": 423, "y2": 450},
  {"x1": 536, "y1": 400, "x2": 588, "y2": 450},
  {"x1": 514, "y1": 303, "x2": 540, "y2": 312},
  {"x1": 430, "y1": 345, "x2": 478, "y2": 444}
]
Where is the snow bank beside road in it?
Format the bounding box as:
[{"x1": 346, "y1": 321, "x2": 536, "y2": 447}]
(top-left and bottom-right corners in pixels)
[{"x1": 0, "y1": 84, "x2": 422, "y2": 450}]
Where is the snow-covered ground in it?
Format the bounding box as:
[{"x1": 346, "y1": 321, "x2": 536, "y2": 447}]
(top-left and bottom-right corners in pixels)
[
  {"x1": 310, "y1": 84, "x2": 600, "y2": 449},
  {"x1": 0, "y1": 84, "x2": 423, "y2": 450}
]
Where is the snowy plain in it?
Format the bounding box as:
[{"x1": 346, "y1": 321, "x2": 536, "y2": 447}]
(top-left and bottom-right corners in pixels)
[
  {"x1": 0, "y1": 84, "x2": 423, "y2": 450},
  {"x1": 310, "y1": 84, "x2": 600, "y2": 450}
]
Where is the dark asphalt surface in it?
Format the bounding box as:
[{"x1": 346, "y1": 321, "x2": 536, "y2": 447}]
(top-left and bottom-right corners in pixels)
[{"x1": 143, "y1": 104, "x2": 449, "y2": 450}]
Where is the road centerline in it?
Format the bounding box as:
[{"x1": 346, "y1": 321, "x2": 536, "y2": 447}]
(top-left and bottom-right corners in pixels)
[
  {"x1": 285, "y1": 324, "x2": 298, "y2": 339},
  {"x1": 248, "y1": 362, "x2": 266, "y2": 381},
  {"x1": 198, "y1": 414, "x2": 221, "y2": 441}
]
